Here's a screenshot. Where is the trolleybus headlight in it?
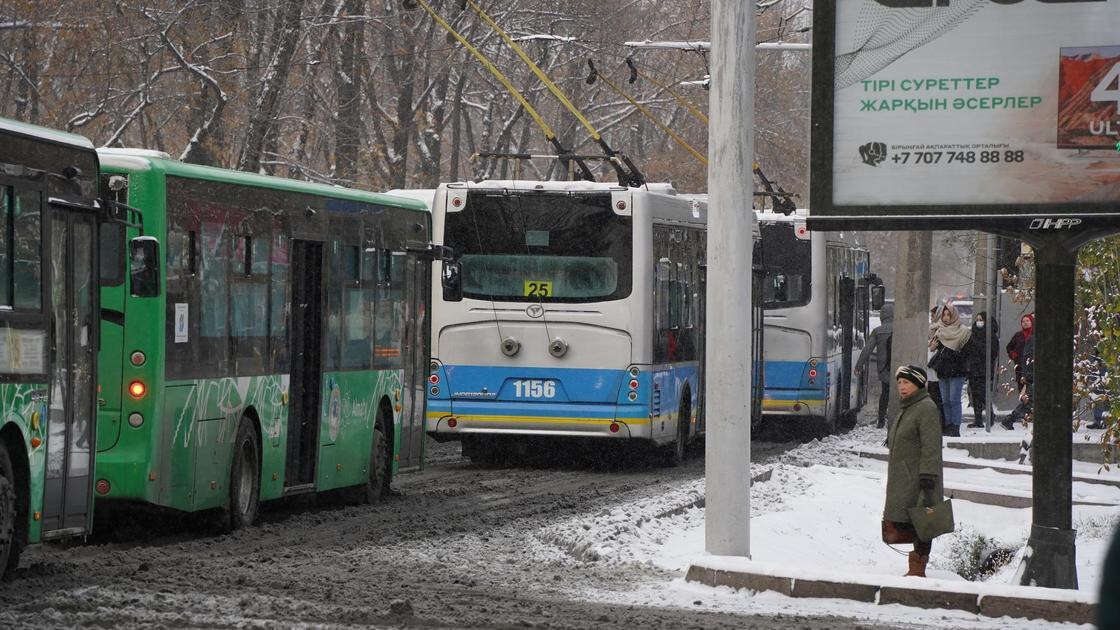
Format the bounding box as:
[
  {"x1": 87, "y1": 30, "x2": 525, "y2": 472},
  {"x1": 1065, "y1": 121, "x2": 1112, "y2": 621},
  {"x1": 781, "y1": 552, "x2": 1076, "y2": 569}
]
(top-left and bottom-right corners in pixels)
[
  {"x1": 95, "y1": 479, "x2": 110, "y2": 495},
  {"x1": 430, "y1": 386, "x2": 440, "y2": 396},
  {"x1": 128, "y1": 412, "x2": 144, "y2": 428},
  {"x1": 628, "y1": 366, "x2": 640, "y2": 378},
  {"x1": 130, "y1": 351, "x2": 146, "y2": 366},
  {"x1": 429, "y1": 374, "x2": 440, "y2": 385},
  {"x1": 128, "y1": 380, "x2": 147, "y2": 399},
  {"x1": 500, "y1": 337, "x2": 521, "y2": 357},
  {"x1": 808, "y1": 358, "x2": 818, "y2": 367},
  {"x1": 430, "y1": 361, "x2": 440, "y2": 372},
  {"x1": 627, "y1": 391, "x2": 638, "y2": 402},
  {"x1": 808, "y1": 368, "x2": 818, "y2": 379},
  {"x1": 628, "y1": 379, "x2": 639, "y2": 390},
  {"x1": 548, "y1": 338, "x2": 568, "y2": 358}
]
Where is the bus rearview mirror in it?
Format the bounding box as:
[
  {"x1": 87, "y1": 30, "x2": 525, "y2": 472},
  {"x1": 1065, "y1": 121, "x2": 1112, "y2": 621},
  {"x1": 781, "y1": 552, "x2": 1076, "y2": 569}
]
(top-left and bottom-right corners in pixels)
[
  {"x1": 130, "y1": 237, "x2": 160, "y2": 298},
  {"x1": 442, "y1": 260, "x2": 462, "y2": 302}
]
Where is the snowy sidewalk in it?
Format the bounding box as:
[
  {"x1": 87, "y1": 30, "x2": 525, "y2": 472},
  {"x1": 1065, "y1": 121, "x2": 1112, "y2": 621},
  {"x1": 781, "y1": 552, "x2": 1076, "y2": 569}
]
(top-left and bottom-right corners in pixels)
[{"x1": 534, "y1": 425, "x2": 1118, "y2": 628}]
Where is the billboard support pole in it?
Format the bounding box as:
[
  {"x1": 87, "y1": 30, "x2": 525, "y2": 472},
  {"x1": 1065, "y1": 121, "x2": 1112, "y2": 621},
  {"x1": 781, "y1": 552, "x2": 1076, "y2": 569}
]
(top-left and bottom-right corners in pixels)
[
  {"x1": 704, "y1": 0, "x2": 755, "y2": 557},
  {"x1": 1015, "y1": 235, "x2": 1079, "y2": 589}
]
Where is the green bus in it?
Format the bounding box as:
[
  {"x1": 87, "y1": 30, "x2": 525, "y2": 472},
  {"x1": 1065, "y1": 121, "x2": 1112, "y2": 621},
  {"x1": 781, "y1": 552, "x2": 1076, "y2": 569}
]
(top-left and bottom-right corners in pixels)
[
  {"x1": 0, "y1": 119, "x2": 110, "y2": 577},
  {"x1": 94, "y1": 149, "x2": 432, "y2": 529}
]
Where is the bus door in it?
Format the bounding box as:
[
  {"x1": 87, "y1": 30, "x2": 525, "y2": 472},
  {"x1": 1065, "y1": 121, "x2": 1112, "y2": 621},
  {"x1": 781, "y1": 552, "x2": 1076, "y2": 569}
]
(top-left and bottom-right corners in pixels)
[
  {"x1": 751, "y1": 267, "x2": 765, "y2": 428},
  {"x1": 696, "y1": 263, "x2": 706, "y2": 433},
  {"x1": 41, "y1": 207, "x2": 98, "y2": 536},
  {"x1": 397, "y1": 253, "x2": 429, "y2": 470},
  {"x1": 838, "y1": 276, "x2": 856, "y2": 416},
  {"x1": 285, "y1": 240, "x2": 323, "y2": 490}
]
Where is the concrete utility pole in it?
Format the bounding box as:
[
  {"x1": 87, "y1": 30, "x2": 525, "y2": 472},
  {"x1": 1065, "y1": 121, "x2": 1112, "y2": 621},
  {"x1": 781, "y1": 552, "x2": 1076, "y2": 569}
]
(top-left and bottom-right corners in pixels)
[
  {"x1": 704, "y1": 0, "x2": 755, "y2": 557},
  {"x1": 887, "y1": 232, "x2": 933, "y2": 421}
]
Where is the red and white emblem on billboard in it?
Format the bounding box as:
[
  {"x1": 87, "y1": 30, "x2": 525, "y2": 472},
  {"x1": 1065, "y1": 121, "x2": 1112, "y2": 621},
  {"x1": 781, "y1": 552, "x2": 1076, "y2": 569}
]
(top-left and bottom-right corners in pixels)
[{"x1": 1058, "y1": 45, "x2": 1120, "y2": 150}]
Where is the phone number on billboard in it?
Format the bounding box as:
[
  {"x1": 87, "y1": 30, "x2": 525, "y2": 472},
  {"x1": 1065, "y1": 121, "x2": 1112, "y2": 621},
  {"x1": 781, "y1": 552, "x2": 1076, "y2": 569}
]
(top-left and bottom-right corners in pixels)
[{"x1": 891, "y1": 150, "x2": 1025, "y2": 166}]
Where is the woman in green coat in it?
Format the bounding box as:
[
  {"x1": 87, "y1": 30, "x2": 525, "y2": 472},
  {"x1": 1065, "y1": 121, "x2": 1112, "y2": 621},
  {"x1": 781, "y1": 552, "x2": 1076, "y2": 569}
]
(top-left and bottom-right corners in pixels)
[{"x1": 883, "y1": 365, "x2": 944, "y2": 577}]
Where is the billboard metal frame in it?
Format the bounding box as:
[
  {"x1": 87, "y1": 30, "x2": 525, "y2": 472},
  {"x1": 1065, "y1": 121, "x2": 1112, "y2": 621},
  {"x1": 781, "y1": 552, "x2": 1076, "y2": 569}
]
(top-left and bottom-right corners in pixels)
[{"x1": 807, "y1": 1, "x2": 1120, "y2": 233}]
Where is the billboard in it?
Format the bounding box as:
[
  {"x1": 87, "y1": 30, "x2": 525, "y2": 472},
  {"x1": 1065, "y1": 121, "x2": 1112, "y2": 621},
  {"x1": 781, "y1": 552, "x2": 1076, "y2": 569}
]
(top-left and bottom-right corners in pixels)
[{"x1": 809, "y1": 0, "x2": 1120, "y2": 231}]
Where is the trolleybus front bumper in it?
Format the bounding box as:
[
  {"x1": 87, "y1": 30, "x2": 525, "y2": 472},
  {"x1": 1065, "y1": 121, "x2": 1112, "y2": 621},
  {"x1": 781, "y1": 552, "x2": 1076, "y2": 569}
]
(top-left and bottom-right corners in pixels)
[{"x1": 426, "y1": 400, "x2": 653, "y2": 440}]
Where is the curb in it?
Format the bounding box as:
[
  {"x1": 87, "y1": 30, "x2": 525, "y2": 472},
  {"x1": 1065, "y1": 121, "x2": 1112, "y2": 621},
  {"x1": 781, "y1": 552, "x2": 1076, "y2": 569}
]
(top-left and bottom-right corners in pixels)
[{"x1": 684, "y1": 564, "x2": 1097, "y2": 625}]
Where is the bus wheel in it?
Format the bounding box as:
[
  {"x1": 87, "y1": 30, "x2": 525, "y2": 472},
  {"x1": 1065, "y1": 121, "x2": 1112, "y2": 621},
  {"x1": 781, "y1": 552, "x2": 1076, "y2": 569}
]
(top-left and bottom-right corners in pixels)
[
  {"x1": 358, "y1": 413, "x2": 391, "y2": 504},
  {"x1": 0, "y1": 445, "x2": 19, "y2": 579},
  {"x1": 664, "y1": 399, "x2": 690, "y2": 467},
  {"x1": 226, "y1": 418, "x2": 261, "y2": 531}
]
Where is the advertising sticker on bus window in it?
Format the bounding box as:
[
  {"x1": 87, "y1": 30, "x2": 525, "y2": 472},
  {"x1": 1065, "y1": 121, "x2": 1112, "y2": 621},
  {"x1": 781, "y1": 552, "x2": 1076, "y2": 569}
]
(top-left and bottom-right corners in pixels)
[
  {"x1": 524, "y1": 281, "x2": 552, "y2": 297},
  {"x1": 174, "y1": 303, "x2": 189, "y2": 343}
]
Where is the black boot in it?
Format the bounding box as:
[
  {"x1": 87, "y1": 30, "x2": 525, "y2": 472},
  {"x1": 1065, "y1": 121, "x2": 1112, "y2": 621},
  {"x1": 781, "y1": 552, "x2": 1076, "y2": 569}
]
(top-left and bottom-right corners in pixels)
[
  {"x1": 947, "y1": 424, "x2": 961, "y2": 437},
  {"x1": 876, "y1": 416, "x2": 886, "y2": 429}
]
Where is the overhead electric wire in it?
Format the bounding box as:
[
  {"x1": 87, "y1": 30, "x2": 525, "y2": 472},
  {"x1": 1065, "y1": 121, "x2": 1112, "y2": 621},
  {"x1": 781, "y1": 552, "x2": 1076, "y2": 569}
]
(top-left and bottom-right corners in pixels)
[
  {"x1": 585, "y1": 59, "x2": 707, "y2": 167},
  {"x1": 625, "y1": 57, "x2": 708, "y2": 125},
  {"x1": 459, "y1": 0, "x2": 644, "y2": 187},
  {"x1": 408, "y1": 0, "x2": 594, "y2": 181}
]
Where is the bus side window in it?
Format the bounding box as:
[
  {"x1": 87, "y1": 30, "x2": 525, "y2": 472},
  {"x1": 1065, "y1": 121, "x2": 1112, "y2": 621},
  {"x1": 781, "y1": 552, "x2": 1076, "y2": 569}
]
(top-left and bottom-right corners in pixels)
[
  {"x1": 270, "y1": 233, "x2": 289, "y2": 372},
  {"x1": 99, "y1": 222, "x2": 125, "y2": 287},
  {"x1": 341, "y1": 244, "x2": 372, "y2": 369},
  {"x1": 325, "y1": 240, "x2": 343, "y2": 370},
  {"x1": 13, "y1": 188, "x2": 41, "y2": 310},
  {"x1": 0, "y1": 187, "x2": 10, "y2": 306}
]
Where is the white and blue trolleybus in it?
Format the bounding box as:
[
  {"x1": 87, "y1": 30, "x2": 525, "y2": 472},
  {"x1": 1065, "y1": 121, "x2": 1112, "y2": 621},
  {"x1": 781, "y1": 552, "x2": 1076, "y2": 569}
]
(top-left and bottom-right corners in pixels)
[{"x1": 425, "y1": 181, "x2": 711, "y2": 464}]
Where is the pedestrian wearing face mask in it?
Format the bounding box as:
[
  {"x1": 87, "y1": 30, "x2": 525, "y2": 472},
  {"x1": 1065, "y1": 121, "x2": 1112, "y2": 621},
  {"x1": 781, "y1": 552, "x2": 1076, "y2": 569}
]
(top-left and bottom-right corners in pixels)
[{"x1": 966, "y1": 311, "x2": 1000, "y2": 428}]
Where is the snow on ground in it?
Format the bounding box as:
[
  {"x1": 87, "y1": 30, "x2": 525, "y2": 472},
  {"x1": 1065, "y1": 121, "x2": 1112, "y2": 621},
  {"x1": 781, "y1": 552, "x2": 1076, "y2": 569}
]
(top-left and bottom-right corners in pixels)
[{"x1": 532, "y1": 423, "x2": 1119, "y2": 629}]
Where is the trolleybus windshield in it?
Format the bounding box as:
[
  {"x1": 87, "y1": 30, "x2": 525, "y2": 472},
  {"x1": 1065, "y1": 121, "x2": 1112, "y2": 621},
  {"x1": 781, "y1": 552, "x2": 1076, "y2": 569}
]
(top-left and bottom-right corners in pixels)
[
  {"x1": 759, "y1": 222, "x2": 810, "y2": 308},
  {"x1": 445, "y1": 191, "x2": 631, "y2": 303}
]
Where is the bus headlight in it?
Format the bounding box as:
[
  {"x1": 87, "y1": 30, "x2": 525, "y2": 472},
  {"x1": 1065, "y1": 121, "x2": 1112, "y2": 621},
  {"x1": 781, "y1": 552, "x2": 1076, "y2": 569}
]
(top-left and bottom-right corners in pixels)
[
  {"x1": 548, "y1": 338, "x2": 568, "y2": 358},
  {"x1": 128, "y1": 413, "x2": 144, "y2": 428},
  {"x1": 500, "y1": 337, "x2": 521, "y2": 357}
]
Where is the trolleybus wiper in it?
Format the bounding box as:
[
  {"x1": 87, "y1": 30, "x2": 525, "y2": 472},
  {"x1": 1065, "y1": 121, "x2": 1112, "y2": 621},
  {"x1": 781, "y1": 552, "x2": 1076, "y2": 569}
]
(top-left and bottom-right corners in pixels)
[
  {"x1": 458, "y1": 0, "x2": 645, "y2": 188},
  {"x1": 406, "y1": 0, "x2": 596, "y2": 182},
  {"x1": 585, "y1": 59, "x2": 708, "y2": 167}
]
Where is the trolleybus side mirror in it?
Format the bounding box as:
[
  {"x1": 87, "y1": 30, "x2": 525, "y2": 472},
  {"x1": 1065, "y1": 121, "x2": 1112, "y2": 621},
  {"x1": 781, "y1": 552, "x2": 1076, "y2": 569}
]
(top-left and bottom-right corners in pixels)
[
  {"x1": 442, "y1": 260, "x2": 462, "y2": 302},
  {"x1": 871, "y1": 284, "x2": 886, "y2": 311},
  {"x1": 129, "y1": 237, "x2": 160, "y2": 298}
]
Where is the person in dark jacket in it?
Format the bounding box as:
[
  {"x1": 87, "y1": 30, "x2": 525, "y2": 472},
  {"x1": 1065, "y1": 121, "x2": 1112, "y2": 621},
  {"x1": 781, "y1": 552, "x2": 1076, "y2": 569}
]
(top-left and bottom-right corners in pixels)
[
  {"x1": 966, "y1": 311, "x2": 1000, "y2": 428},
  {"x1": 883, "y1": 365, "x2": 944, "y2": 578},
  {"x1": 1001, "y1": 334, "x2": 1035, "y2": 430},
  {"x1": 1006, "y1": 312, "x2": 1034, "y2": 388},
  {"x1": 856, "y1": 302, "x2": 894, "y2": 428},
  {"x1": 929, "y1": 303, "x2": 971, "y2": 437}
]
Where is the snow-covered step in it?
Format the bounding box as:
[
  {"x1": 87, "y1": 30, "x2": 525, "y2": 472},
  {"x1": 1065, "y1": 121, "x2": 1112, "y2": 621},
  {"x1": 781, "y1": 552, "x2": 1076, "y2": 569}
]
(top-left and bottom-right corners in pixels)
[
  {"x1": 939, "y1": 436, "x2": 1115, "y2": 464},
  {"x1": 855, "y1": 447, "x2": 1120, "y2": 490},
  {"x1": 837, "y1": 458, "x2": 1120, "y2": 508}
]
